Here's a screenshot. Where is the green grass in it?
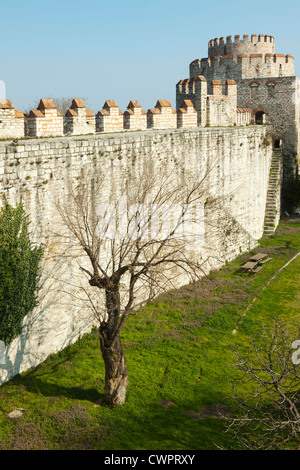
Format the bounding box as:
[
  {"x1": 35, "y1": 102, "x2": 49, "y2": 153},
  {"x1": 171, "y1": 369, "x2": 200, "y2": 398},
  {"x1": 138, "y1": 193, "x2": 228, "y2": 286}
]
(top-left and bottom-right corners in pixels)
[{"x1": 0, "y1": 220, "x2": 300, "y2": 450}]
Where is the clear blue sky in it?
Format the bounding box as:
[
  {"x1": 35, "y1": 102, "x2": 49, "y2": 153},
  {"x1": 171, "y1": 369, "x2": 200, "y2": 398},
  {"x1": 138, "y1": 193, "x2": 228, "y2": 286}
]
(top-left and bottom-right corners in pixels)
[{"x1": 2, "y1": 0, "x2": 300, "y2": 113}]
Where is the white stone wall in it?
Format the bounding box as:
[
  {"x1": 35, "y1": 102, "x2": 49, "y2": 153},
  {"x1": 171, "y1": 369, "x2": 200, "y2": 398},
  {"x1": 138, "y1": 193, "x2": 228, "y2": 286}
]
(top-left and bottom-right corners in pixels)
[
  {"x1": 27, "y1": 110, "x2": 64, "y2": 137},
  {"x1": 123, "y1": 108, "x2": 147, "y2": 130},
  {"x1": 147, "y1": 102, "x2": 178, "y2": 129},
  {"x1": 96, "y1": 102, "x2": 123, "y2": 132},
  {"x1": 177, "y1": 101, "x2": 197, "y2": 128},
  {"x1": 0, "y1": 109, "x2": 25, "y2": 139},
  {"x1": 64, "y1": 110, "x2": 96, "y2": 135},
  {"x1": 0, "y1": 126, "x2": 272, "y2": 384}
]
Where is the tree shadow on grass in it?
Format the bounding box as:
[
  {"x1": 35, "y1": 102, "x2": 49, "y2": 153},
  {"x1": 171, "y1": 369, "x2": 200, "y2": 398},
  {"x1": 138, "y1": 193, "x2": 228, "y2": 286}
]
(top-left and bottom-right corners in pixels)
[
  {"x1": 1, "y1": 370, "x2": 234, "y2": 450},
  {"x1": 3, "y1": 371, "x2": 105, "y2": 405},
  {"x1": 108, "y1": 400, "x2": 231, "y2": 451}
]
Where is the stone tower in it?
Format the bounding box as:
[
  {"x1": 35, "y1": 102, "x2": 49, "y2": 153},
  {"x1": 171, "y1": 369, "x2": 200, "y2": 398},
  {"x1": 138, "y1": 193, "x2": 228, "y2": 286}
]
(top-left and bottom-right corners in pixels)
[
  {"x1": 189, "y1": 34, "x2": 294, "y2": 87},
  {"x1": 176, "y1": 34, "x2": 300, "y2": 176}
]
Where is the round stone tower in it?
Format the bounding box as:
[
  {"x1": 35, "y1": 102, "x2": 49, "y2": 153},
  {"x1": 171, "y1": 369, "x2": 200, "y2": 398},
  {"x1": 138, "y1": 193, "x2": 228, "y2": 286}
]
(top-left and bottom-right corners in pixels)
[
  {"x1": 208, "y1": 34, "x2": 275, "y2": 58},
  {"x1": 189, "y1": 33, "x2": 294, "y2": 82}
]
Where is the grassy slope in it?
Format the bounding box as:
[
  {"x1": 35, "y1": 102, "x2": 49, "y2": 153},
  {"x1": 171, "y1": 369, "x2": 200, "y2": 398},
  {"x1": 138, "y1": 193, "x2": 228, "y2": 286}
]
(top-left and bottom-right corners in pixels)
[{"x1": 0, "y1": 221, "x2": 300, "y2": 450}]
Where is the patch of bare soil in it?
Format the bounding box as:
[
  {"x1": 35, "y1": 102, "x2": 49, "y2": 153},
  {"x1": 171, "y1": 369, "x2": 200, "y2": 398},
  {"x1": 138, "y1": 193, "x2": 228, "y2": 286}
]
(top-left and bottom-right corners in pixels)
[
  {"x1": 182, "y1": 404, "x2": 231, "y2": 420},
  {"x1": 159, "y1": 399, "x2": 175, "y2": 408}
]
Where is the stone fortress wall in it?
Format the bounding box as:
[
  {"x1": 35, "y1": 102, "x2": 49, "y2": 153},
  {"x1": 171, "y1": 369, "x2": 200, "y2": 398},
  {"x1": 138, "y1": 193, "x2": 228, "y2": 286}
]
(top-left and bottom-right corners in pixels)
[
  {"x1": 0, "y1": 32, "x2": 297, "y2": 384},
  {"x1": 0, "y1": 126, "x2": 273, "y2": 384}
]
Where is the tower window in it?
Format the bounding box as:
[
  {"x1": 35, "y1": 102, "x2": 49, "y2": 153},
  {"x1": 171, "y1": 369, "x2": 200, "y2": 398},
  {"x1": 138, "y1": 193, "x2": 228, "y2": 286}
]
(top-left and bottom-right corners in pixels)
[
  {"x1": 268, "y1": 83, "x2": 275, "y2": 98},
  {"x1": 251, "y1": 83, "x2": 259, "y2": 99}
]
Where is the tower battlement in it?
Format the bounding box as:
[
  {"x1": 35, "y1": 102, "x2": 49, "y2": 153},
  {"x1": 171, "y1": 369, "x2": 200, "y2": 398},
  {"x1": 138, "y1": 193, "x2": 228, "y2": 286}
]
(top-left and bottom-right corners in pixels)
[
  {"x1": 189, "y1": 53, "x2": 294, "y2": 82},
  {"x1": 208, "y1": 34, "x2": 275, "y2": 58},
  {"x1": 192, "y1": 34, "x2": 295, "y2": 83}
]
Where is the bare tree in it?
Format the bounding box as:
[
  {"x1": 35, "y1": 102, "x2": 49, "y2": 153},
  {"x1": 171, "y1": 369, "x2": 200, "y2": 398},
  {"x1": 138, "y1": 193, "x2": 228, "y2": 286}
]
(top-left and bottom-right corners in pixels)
[
  {"x1": 227, "y1": 318, "x2": 300, "y2": 450},
  {"x1": 56, "y1": 158, "x2": 227, "y2": 406}
]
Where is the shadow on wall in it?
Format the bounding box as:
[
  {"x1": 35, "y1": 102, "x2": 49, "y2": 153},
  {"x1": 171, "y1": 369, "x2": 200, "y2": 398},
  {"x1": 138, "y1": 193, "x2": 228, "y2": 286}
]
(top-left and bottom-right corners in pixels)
[{"x1": 0, "y1": 254, "x2": 96, "y2": 386}]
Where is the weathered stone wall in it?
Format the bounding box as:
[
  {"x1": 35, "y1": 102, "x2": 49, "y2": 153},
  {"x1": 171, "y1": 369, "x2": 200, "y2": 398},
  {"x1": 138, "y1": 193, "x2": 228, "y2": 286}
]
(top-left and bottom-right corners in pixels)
[
  {"x1": 189, "y1": 55, "x2": 295, "y2": 87},
  {"x1": 177, "y1": 100, "x2": 197, "y2": 128},
  {"x1": 0, "y1": 126, "x2": 272, "y2": 384},
  {"x1": 238, "y1": 76, "x2": 300, "y2": 174},
  {"x1": 147, "y1": 100, "x2": 177, "y2": 129},
  {"x1": 123, "y1": 100, "x2": 147, "y2": 130},
  {"x1": 96, "y1": 100, "x2": 124, "y2": 132},
  {"x1": 0, "y1": 100, "x2": 24, "y2": 139},
  {"x1": 27, "y1": 101, "x2": 64, "y2": 138},
  {"x1": 64, "y1": 99, "x2": 95, "y2": 136}
]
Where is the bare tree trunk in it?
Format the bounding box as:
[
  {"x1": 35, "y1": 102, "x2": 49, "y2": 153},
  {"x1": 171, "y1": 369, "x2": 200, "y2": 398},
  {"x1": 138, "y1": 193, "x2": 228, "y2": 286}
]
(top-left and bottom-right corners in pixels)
[
  {"x1": 99, "y1": 284, "x2": 129, "y2": 406},
  {"x1": 99, "y1": 331, "x2": 129, "y2": 405}
]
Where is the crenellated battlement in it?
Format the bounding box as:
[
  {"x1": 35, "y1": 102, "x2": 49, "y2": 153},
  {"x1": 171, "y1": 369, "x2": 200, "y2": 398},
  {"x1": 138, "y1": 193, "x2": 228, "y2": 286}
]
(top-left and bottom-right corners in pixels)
[
  {"x1": 209, "y1": 34, "x2": 275, "y2": 47},
  {"x1": 0, "y1": 99, "x2": 24, "y2": 139},
  {"x1": 188, "y1": 34, "x2": 296, "y2": 85},
  {"x1": 2, "y1": 86, "x2": 254, "y2": 140},
  {"x1": 176, "y1": 76, "x2": 240, "y2": 127},
  {"x1": 208, "y1": 34, "x2": 275, "y2": 58},
  {"x1": 0, "y1": 97, "x2": 200, "y2": 139},
  {"x1": 189, "y1": 52, "x2": 294, "y2": 84},
  {"x1": 192, "y1": 54, "x2": 294, "y2": 66},
  {"x1": 0, "y1": 32, "x2": 297, "y2": 163}
]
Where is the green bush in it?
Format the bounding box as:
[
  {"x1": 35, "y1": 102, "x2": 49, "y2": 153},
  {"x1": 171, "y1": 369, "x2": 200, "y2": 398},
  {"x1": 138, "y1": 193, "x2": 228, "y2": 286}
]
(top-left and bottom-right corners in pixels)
[{"x1": 0, "y1": 200, "x2": 44, "y2": 344}]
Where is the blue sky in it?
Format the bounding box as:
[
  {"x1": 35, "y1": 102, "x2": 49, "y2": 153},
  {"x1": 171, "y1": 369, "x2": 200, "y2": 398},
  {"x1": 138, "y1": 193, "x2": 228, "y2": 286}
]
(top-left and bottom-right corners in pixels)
[{"x1": 2, "y1": 0, "x2": 299, "y2": 113}]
